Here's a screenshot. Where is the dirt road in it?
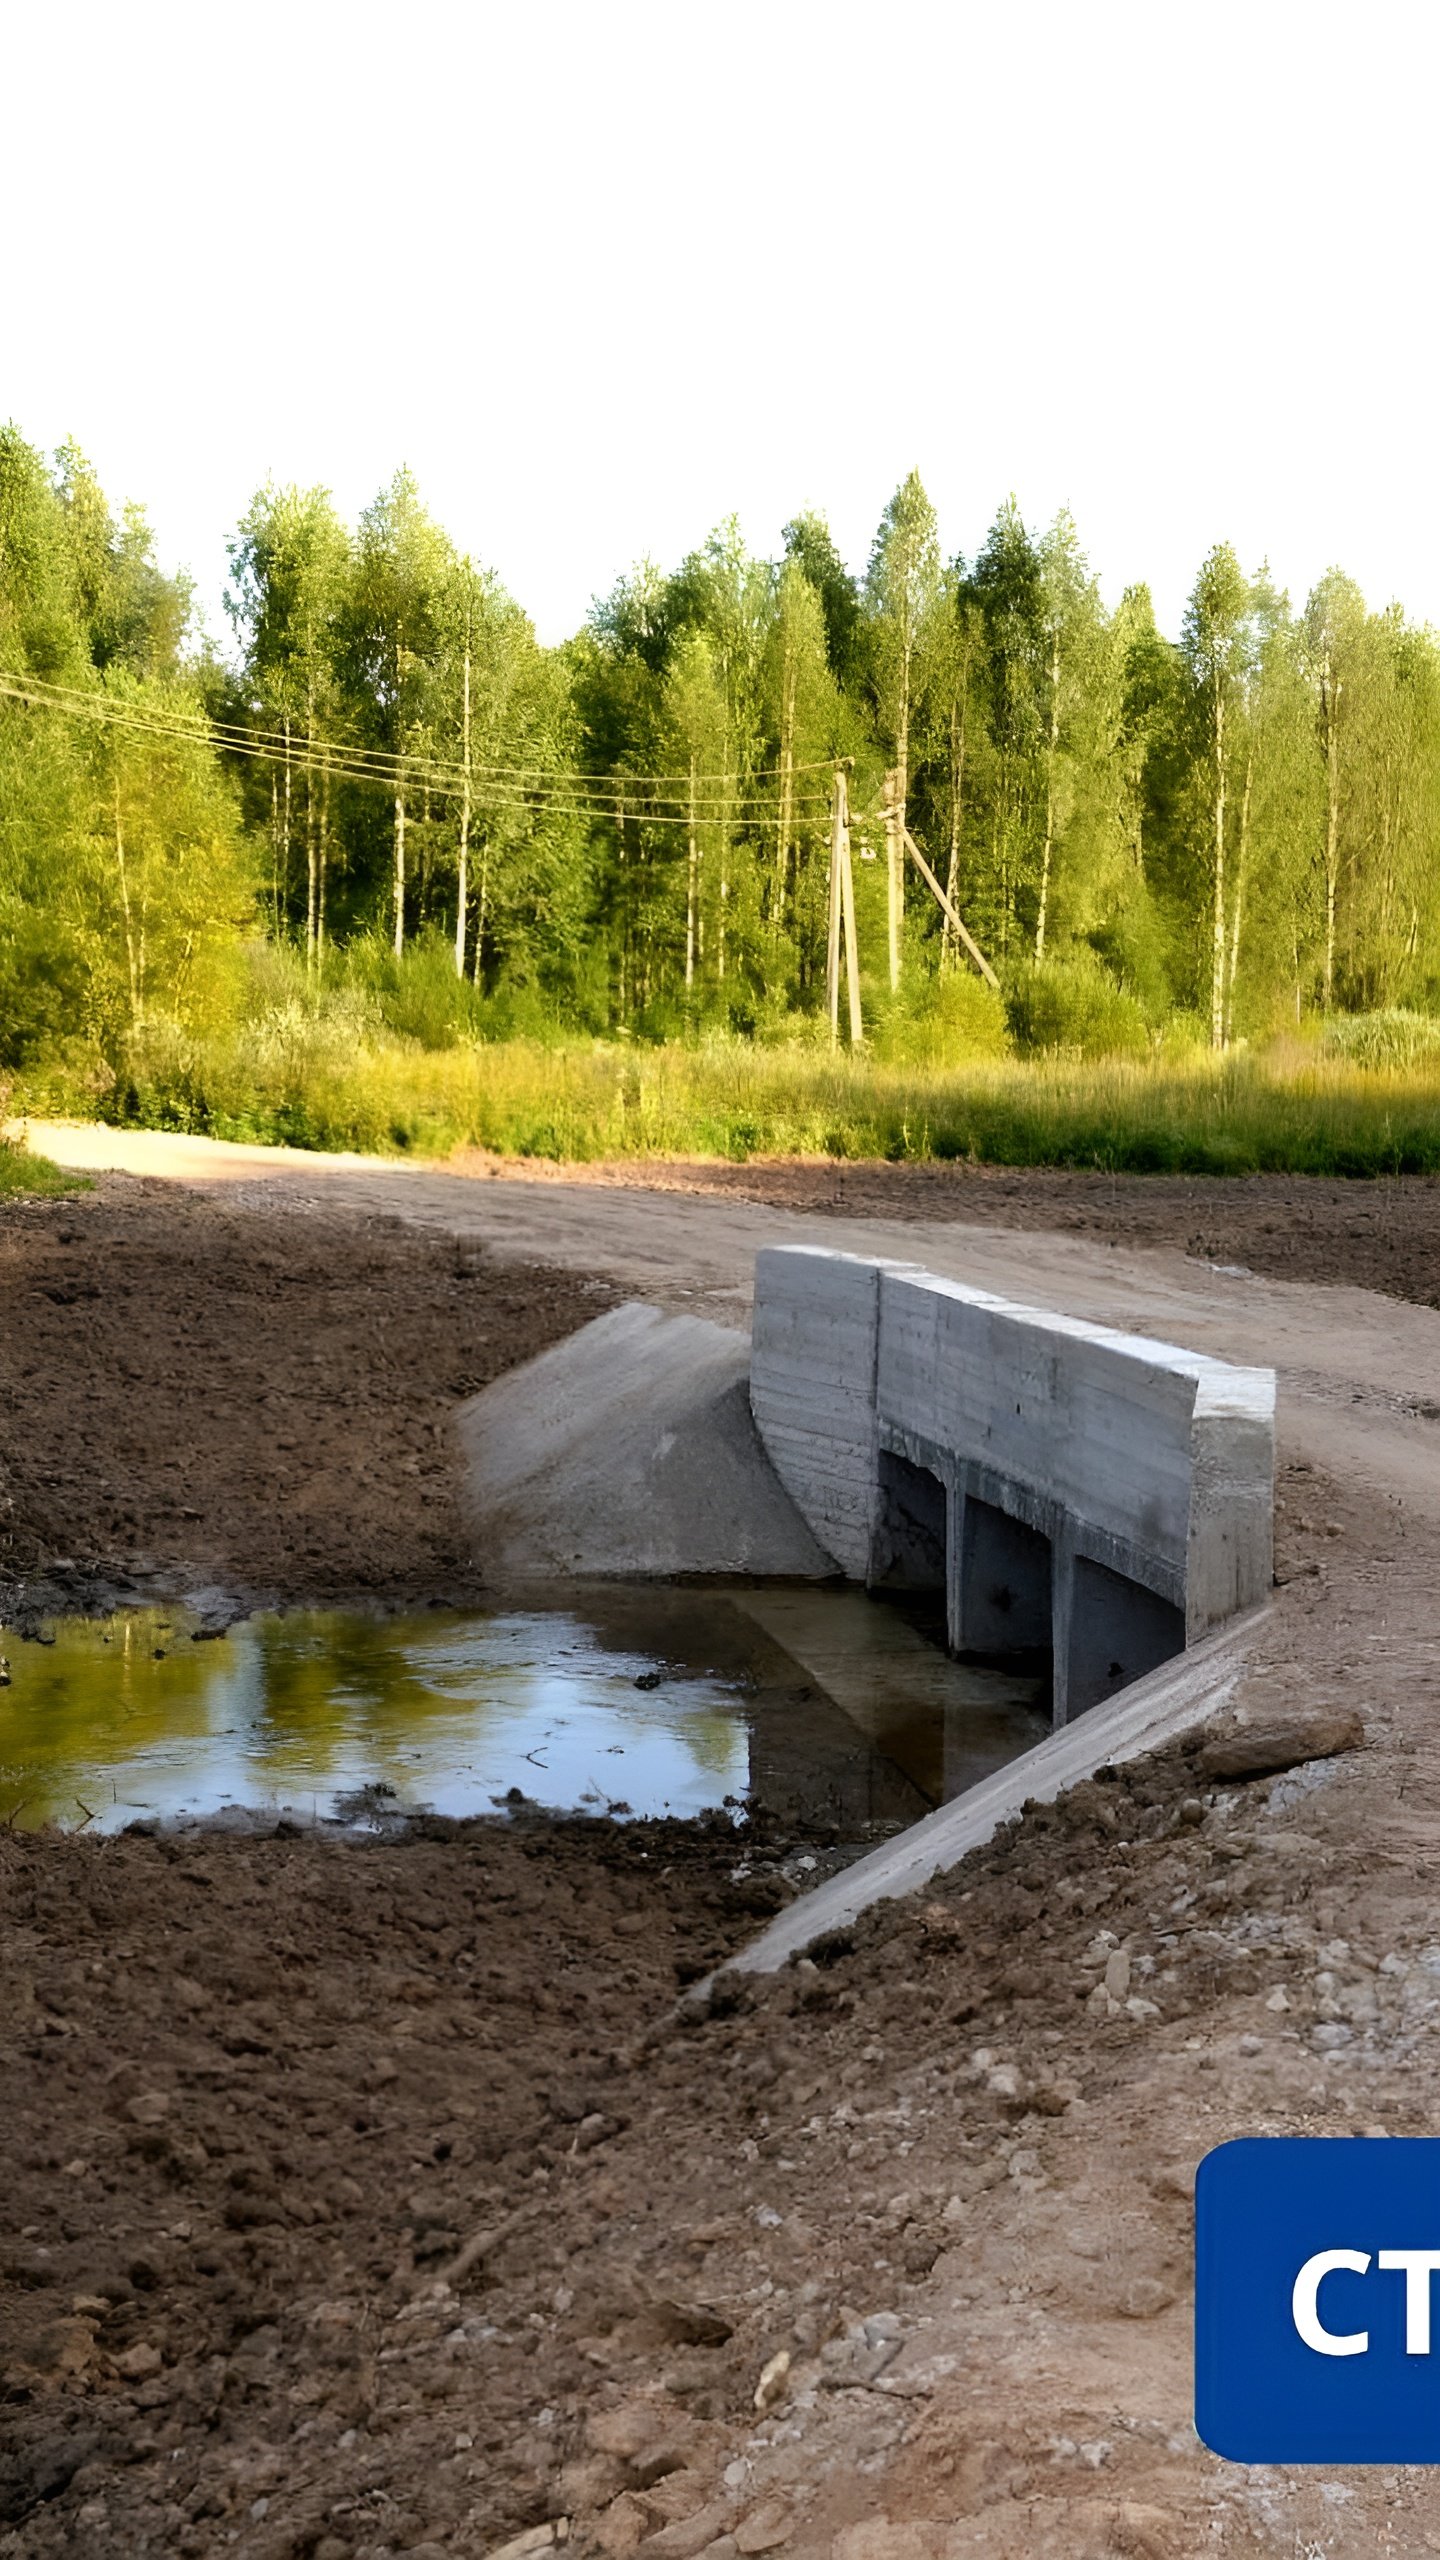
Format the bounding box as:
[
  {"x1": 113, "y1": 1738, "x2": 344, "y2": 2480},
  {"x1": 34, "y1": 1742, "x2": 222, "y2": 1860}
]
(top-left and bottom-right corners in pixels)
[
  {"x1": 22, "y1": 1121, "x2": 1440, "y2": 1527},
  {"x1": 5, "y1": 1128, "x2": 1440, "y2": 2557}
]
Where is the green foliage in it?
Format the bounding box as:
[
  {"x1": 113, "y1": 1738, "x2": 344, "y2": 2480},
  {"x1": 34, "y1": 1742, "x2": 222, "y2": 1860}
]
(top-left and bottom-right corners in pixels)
[
  {"x1": 866, "y1": 970, "x2": 1011, "y2": 1066},
  {"x1": 32, "y1": 1021, "x2": 1440, "y2": 1180},
  {"x1": 1321, "y1": 1008, "x2": 1440, "y2": 1068},
  {"x1": 13, "y1": 420, "x2": 1440, "y2": 1170},
  {"x1": 1004, "y1": 953, "x2": 1150, "y2": 1058},
  {"x1": 0, "y1": 1137, "x2": 81, "y2": 1198}
]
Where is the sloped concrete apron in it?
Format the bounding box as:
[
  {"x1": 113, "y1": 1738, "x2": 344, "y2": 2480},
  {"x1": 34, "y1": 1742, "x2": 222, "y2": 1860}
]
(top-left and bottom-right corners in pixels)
[{"x1": 725, "y1": 1604, "x2": 1267, "y2": 1976}]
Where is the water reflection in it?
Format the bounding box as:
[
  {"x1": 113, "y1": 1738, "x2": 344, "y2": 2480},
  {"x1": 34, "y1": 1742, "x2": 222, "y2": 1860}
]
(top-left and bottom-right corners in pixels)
[{"x1": 0, "y1": 1590, "x2": 1046, "y2": 1835}]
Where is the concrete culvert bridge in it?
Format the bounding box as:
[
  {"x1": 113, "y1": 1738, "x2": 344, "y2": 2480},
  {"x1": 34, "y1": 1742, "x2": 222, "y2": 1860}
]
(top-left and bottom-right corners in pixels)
[{"x1": 749, "y1": 1245, "x2": 1276, "y2": 1726}]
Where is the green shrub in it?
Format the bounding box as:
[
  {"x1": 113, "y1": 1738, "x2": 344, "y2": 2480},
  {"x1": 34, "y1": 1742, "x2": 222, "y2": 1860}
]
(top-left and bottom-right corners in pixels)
[
  {"x1": 867, "y1": 969, "x2": 1012, "y2": 1066},
  {"x1": 1005, "y1": 953, "x2": 1150, "y2": 1059},
  {"x1": 1322, "y1": 1008, "x2": 1440, "y2": 1069}
]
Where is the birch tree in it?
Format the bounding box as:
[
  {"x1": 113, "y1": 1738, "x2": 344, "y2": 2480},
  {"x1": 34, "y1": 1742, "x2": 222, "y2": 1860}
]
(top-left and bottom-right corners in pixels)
[
  {"x1": 865, "y1": 473, "x2": 942, "y2": 984},
  {"x1": 1182, "y1": 544, "x2": 1252, "y2": 1047}
]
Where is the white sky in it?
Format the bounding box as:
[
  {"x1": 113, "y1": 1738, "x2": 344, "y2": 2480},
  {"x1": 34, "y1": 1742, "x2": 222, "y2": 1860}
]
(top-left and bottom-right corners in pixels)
[{"x1": 5, "y1": 0, "x2": 1437, "y2": 652}]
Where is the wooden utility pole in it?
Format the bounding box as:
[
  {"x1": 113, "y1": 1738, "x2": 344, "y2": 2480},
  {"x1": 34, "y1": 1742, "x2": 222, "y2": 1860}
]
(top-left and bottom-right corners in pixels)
[
  {"x1": 826, "y1": 769, "x2": 844, "y2": 1042},
  {"x1": 685, "y1": 754, "x2": 698, "y2": 991},
  {"x1": 455, "y1": 624, "x2": 472, "y2": 978},
  {"x1": 826, "y1": 766, "x2": 863, "y2": 1046},
  {"x1": 839, "y1": 776, "x2": 862, "y2": 1045},
  {"x1": 883, "y1": 767, "x2": 902, "y2": 991}
]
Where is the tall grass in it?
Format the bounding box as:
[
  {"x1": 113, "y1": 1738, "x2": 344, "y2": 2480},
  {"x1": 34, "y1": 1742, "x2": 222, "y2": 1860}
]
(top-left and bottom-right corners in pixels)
[{"x1": 49, "y1": 1014, "x2": 1440, "y2": 1176}]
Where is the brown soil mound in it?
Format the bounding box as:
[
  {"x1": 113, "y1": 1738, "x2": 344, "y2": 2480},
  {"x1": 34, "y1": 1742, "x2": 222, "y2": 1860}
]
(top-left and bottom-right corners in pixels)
[{"x1": 0, "y1": 1185, "x2": 610, "y2": 1618}]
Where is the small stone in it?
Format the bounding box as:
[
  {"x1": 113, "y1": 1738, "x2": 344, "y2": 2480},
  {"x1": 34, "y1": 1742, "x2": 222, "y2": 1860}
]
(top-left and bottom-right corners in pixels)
[
  {"x1": 734, "y1": 2503, "x2": 793, "y2": 2556},
  {"x1": 1314, "y1": 2021, "x2": 1354, "y2": 2050},
  {"x1": 485, "y1": 2532, "x2": 562, "y2": 2560},
  {"x1": 1104, "y1": 1949, "x2": 1132, "y2": 2001},
  {"x1": 644, "y1": 2507, "x2": 732, "y2": 2560},
  {"x1": 313, "y1": 2541, "x2": 353, "y2": 2560},
  {"x1": 1196, "y1": 1706, "x2": 1363, "y2": 1782},
  {"x1": 125, "y1": 2091, "x2": 170, "y2": 2127},
  {"x1": 1264, "y1": 1986, "x2": 1291, "y2": 2012},
  {"x1": 114, "y1": 2341, "x2": 163, "y2": 2379},
  {"x1": 1238, "y1": 2034, "x2": 1264, "y2": 2056},
  {"x1": 1116, "y1": 2276, "x2": 1176, "y2": 2320},
  {"x1": 752, "y1": 2347, "x2": 791, "y2": 2412},
  {"x1": 588, "y1": 2403, "x2": 662, "y2": 2462}
]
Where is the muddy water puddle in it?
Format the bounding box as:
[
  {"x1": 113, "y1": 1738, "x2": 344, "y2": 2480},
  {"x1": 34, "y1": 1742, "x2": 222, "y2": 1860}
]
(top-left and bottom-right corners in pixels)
[{"x1": 0, "y1": 1586, "x2": 1047, "y2": 1835}]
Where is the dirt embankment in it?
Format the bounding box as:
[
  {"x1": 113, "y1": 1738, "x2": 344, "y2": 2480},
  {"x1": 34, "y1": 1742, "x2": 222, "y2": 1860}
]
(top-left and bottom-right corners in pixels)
[
  {"x1": 6, "y1": 1168, "x2": 1440, "y2": 2555},
  {"x1": 1, "y1": 1482, "x2": 1434, "y2": 2560},
  {"x1": 0, "y1": 1184, "x2": 611, "y2": 1620}
]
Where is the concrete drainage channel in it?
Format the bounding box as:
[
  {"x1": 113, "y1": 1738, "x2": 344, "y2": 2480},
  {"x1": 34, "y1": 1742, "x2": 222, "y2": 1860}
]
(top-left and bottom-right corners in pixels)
[{"x1": 462, "y1": 1244, "x2": 1276, "y2": 1962}]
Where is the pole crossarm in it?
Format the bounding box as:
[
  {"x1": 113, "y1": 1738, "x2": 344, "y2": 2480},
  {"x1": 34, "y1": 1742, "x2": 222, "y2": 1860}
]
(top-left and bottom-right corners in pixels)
[{"x1": 900, "y1": 823, "x2": 1000, "y2": 989}]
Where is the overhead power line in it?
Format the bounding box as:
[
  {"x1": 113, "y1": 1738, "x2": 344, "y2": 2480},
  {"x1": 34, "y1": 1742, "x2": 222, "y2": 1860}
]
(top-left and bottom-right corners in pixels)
[{"x1": 0, "y1": 670, "x2": 837, "y2": 823}]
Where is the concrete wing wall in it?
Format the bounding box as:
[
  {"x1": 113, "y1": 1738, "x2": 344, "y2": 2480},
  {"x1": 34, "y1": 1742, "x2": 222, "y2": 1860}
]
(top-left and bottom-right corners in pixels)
[{"x1": 748, "y1": 1247, "x2": 888, "y2": 1580}]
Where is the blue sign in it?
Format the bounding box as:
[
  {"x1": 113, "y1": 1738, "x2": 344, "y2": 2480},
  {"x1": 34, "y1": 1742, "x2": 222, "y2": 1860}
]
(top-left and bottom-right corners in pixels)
[{"x1": 1197, "y1": 2138, "x2": 1440, "y2": 2463}]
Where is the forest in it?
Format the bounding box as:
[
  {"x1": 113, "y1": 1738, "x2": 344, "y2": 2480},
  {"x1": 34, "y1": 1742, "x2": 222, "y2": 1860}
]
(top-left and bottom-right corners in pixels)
[{"x1": 5, "y1": 419, "x2": 1440, "y2": 1171}]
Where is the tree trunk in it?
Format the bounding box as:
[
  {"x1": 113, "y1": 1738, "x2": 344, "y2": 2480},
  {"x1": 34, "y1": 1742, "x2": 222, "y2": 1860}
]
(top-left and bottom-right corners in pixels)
[
  {"x1": 269, "y1": 770, "x2": 281, "y2": 936},
  {"x1": 114, "y1": 774, "x2": 140, "y2": 1029},
  {"x1": 1210, "y1": 680, "x2": 1227, "y2": 1050},
  {"x1": 455, "y1": 639, "x2": 471, "y2": 978},
  {"x1": 475, "y1": 834, "x2": 490, "y2": 988},
  {"x1": 943, "y1": 689, "x2": 968, "y2": 969},
  {"x1": 776, "y1": 643, "x2": 796, "y2": 934},
  {"x1": 1035, "y1": 626, "x2": 1061, "y2": 960},
  {"x1": 1225, "y1": 743, "x2": 1253, "y2": 1043},
  {"x1": 393, "y1": 793, "x2": 407, "y2": 959},
  {"x1": 317, "y1": 765, "x2": 330, "y2": 966},
  {"x1": 1323, "y1": 662, "x2": 1341, "y2": 1009},
  {"x1": 885, "y1": 769, "x2": 902, "y2": 993}
]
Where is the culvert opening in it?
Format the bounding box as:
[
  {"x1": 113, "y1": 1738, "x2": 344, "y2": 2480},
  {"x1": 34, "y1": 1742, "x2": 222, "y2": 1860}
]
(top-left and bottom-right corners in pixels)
[
  {"x1": 958, "y1": 1496, "x2": 1053, "y2": 1667},
  {"x1": 871, "y1": 1451, "x2": 947, "y2": 1592},
  {"x1": 1065, "y1": 1556, "x2": 1186, "y2": 1718}
]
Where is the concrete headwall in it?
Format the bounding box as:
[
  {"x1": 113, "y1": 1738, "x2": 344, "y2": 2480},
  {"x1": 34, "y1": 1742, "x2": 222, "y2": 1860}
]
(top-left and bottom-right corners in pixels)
[{"x1": 749, "y1": 1246, "x2": 1274, "y2": 1724}]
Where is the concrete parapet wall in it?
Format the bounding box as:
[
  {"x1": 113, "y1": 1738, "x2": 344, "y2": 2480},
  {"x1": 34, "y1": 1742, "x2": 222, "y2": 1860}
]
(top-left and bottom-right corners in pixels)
[{"x1": 749, "y1": 1246, "x2": 1274, "y2": 1723}]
